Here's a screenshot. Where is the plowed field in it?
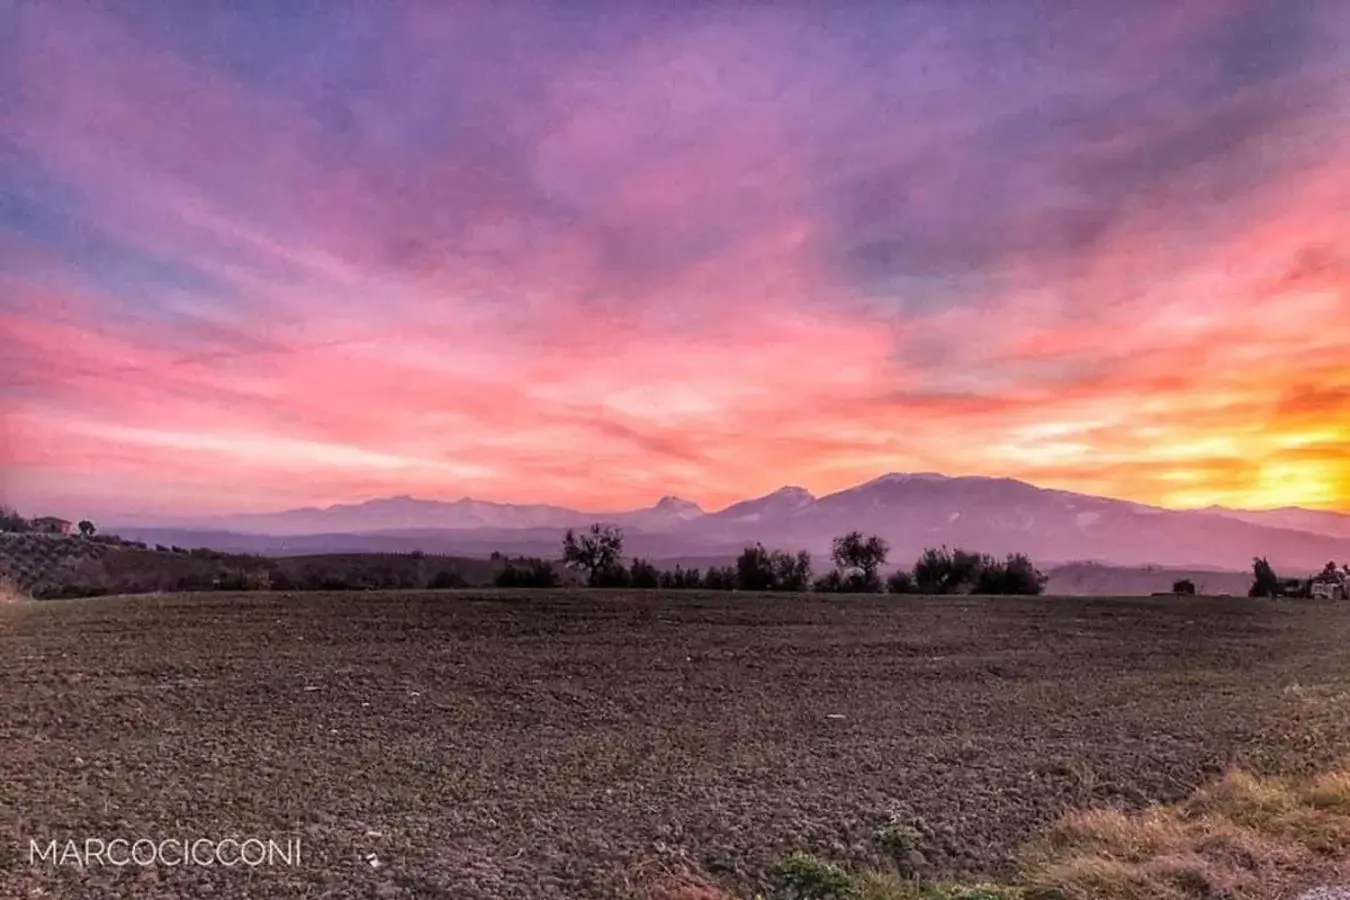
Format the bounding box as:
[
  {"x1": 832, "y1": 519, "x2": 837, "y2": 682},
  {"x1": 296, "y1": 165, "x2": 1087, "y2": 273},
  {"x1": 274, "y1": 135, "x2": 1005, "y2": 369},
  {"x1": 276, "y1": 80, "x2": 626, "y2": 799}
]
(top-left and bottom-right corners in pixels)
[{"x1": 3, "y1": 591, "x2": 1349, "y2": 898}]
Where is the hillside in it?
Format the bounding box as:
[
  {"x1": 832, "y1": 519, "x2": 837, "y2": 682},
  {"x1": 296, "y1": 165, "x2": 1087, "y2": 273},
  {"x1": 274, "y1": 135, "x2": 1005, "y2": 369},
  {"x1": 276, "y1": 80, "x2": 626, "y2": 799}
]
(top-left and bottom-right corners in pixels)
[
  {"x1": 1044, "y1": 562, "x2": 1253, "y2": 597},
  {"x1": 0, "y1": 534, "x2": 498, "y2": 598}
]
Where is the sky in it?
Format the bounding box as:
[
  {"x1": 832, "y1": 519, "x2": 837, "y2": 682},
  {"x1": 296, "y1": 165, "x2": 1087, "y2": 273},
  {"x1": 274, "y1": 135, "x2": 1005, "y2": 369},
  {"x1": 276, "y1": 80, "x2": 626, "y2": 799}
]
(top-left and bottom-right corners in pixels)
[{"x1": 3, "y1": 1, "x2": 1349, "y2": 519}]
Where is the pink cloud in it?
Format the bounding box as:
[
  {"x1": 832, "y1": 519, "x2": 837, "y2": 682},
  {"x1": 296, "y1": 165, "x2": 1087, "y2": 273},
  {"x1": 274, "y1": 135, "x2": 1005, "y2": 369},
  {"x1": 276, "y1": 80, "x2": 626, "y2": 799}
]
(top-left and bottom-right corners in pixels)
[{"x1": 3, "y1": 2, "x2": 1350, "y2": 517}]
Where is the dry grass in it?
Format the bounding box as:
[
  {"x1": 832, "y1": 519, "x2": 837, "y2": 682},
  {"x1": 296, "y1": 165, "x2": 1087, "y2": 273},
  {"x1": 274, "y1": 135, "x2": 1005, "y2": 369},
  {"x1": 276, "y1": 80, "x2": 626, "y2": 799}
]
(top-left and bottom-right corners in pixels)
[
  {"x1": 0, "y1": 575, "x2": 30, "y2": 604},
  {"x1": 1018, "y1": 766, "x2": 1350, "y2": 899},
  {"x1": 768, "y1": 767, "x2": 1350, "y2": 900}
]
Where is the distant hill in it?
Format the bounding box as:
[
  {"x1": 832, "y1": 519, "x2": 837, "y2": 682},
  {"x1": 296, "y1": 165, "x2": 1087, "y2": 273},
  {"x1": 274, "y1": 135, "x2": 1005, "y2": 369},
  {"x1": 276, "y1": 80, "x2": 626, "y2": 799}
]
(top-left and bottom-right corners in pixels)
[
  {"x1": 148, "y1": 494, "x2": 706, "y2": 536},
  {"x1": 0, "y1": 533, "x2": 498, "y2": 598},
  {"x1": 107, "y1": 472, "x2": 1350, "y2": 573}
]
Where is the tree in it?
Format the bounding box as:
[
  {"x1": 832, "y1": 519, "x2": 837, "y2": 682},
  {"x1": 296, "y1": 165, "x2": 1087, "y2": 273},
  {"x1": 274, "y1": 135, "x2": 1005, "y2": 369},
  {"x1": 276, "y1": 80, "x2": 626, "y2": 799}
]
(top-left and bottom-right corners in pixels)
[
  {"x1": 628, "y1": 558, "x2": 660, "y2": 589},
  {"x1": 561, "y1": 524, "x2": 625, "y2": 586},
  {"x1": 495, "y1": 558, "x2": 560, "y2": 588},
  {"x1": 660, "y1": 565, "x2": 703, "y2": 590},
  {"x1": 734, "y1": 545, "x2": 813, "y2": 592},
  {"x1": 1172, "y1": 578, "x2": 1196, "y2": 596},
  {"x1": 736, "y1": 544, "x2": 777, "y2": 591},
  {"x1": 914, "y1": 546, "x2": 960, "y2": 594},
  {"x1": 831, "y1": 531, "x2": 889, "y2": 591},
  {"x1": 0, "y1": 506, "x2": 29, "y2": 533},
  {"x1": 975, "y1": 553, "x2": 1047, "y2": 596},
  {"x1": 702, "y1": 566, "x2": 737, "y2": 591},
  {"x1": 773, "y1": 550, "x2": 813, "y2": 592},
  {"x1": 78, "y1": 520, "x2": 96, "y2": 537},
  {"x1": 1249, "y1": 557, "x2": 1281, "y2": 598}
]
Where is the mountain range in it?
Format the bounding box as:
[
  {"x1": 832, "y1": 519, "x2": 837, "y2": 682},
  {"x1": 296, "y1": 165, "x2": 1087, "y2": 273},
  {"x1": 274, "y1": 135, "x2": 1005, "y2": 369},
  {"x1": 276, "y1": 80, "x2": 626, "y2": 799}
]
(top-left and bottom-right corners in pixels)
[{"x1": 108, "y1": 473, "x2": 1350, "y2": 574}]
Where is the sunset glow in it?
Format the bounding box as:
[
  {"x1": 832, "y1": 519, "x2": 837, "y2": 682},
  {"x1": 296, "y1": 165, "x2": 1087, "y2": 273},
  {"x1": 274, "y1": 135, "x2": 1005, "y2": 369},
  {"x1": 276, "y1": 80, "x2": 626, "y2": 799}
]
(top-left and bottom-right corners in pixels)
[{"x1": 3, "y1": 2, "x2": 1349, "y2": 519}]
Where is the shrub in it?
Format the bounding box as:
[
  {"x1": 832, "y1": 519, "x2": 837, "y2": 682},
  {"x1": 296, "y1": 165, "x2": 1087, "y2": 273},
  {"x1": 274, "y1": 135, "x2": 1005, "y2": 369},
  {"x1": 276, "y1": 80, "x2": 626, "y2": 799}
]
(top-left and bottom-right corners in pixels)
[
  {"x1": 628, "y1": 558, "x2": 660, "y2": 589},
  {"x1": 494, "y1": 558, "x2": 560, "y2": 588},
  {"x1": 1172, "y1": 578, "x2": 1196, "y2": 595},
  {"x1": 215, "y1": 568, "x2": 271, "y2": 591},
  {"x1": 774, "y1": 549, "x2": 814, "y2": 592},
  {"x1": 659, "y1": 565, "x2": 703, "y2": 590},
  {"x1": 0, "y1": 505, "x2": 30, "y2": 532},
  {"x1": 814, "y1": 570, "x2": 876, "y2": 593},
  {"x1": 736, "y1": 544, "x2": 778, "y2": 591},
  {"x1": 1249, "y1": 557, "x2": 1280, "y2": 598},
  {"x1": 975, "y1": 554, "x2": 1047, "y2": 596},
  {"x1": 911, "y1": 548, "x2": 1045, "y2": 596},
  {"x1": 702, "y1": 566, "x2": 737, "y2": 590},
  {"x1": 873, "y1": 820, "x2": 924, "y2": 857},
  {"x1": 814, "y1": 570, "x2": 843, "y2": 592},
  {"x1": 735, "y1": 545, "x2": 813, "y2": 591},
  {"x1": 773, "y1": 852, "x2": 858, "y2": 899},
  {"x1": 591, "y1": 564, "x2": 631, "y2": 588},
  {"x1": 887, "y1": 570, "x2": 916, "y2": 594},
  {"x1": 914, "y1": 547, "x2": 983, "y2": 594},
  {"x1": 428, "y1": 570, "x2": 467, "y2": 589}
]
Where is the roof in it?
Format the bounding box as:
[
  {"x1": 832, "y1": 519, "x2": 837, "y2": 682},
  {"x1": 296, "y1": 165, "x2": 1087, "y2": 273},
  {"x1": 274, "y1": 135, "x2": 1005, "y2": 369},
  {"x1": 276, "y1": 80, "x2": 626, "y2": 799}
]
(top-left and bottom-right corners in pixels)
[{"x1": 30, "y1": 516, "x2": 72, "y2": 525}]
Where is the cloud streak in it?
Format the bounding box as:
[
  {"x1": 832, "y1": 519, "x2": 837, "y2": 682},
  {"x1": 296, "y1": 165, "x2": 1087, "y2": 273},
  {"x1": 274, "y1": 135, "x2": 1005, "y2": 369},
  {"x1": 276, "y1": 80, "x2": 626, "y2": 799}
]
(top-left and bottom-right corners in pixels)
[{"x1": 3, "y1": 1, "x2": 1349, "y2": 519}]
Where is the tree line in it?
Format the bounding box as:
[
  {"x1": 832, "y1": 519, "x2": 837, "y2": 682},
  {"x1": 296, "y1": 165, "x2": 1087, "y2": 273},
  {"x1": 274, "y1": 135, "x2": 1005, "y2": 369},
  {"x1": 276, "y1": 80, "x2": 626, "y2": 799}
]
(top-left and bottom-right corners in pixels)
[
  {"x1": 490, "y1": 524, "x2": 1047, "y2": 595},
  {"x1": 1249, "y1": 557, "x2": 1349, "y2": 599}
]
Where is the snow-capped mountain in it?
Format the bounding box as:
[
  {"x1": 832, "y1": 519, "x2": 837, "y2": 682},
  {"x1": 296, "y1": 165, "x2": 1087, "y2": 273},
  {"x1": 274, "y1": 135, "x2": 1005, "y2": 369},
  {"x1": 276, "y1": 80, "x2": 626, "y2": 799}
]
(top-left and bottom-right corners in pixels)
[
  {"x1": 710, "y1": 486, "x2": 816, "y2": 523},
  {"x1": 603, "y1": 496, "x2": 706, "y2": 531}
]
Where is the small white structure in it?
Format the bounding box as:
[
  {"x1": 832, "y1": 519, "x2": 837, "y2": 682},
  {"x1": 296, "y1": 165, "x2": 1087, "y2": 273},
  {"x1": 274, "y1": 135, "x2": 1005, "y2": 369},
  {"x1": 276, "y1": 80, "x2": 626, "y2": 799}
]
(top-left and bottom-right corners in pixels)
[
  {"x1": 1310, "y1": 564, "x2": 1348, "y2": 600},
  {"x1": 29, "y1": 517, "x2": 74, "y2": 535},
  {"x1": 1312, "y1": 581, "x2": 1342, "y2": 601}
]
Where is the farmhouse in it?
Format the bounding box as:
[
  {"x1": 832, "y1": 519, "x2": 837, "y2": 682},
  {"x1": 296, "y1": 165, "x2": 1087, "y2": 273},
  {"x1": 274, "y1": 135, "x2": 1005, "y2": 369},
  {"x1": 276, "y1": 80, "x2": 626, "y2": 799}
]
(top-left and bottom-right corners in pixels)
[
  {"x1": 1310, "y1": 565, "x2": 1349, "y2": 601},
  {"x1": 29, "y1": 517, "x2": 74, "y2": 535}
]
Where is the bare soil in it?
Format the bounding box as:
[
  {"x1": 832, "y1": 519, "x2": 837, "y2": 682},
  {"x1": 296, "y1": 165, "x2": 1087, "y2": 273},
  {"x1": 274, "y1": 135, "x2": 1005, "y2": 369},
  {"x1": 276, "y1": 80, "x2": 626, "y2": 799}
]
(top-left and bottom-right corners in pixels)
[{"x1": 3, "y1": 591, "x2": 1350, "y2": 899}]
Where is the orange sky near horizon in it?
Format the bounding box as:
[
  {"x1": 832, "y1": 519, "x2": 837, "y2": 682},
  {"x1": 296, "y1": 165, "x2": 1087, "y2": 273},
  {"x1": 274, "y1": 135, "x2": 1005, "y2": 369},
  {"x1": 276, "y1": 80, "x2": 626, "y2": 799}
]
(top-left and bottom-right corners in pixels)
[{"x1": 2, "y1": 2, "x2": 1348, "y2": 520}]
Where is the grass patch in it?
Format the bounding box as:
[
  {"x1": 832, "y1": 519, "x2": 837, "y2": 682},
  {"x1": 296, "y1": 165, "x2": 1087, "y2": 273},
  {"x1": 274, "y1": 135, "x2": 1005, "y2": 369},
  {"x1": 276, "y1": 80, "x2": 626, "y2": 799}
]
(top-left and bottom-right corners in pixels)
[
  {"x1": 774, "y1": 852, "x2": 860, "y2": 898},
  {"x1": 770, "y1": 852, "x2": 1022, "y2": 900},
  {"x1": 1018, "y1": 766, "x2": 1350, "y2": 899},
  {"x1": 770, "y1": 765, "x2": 1350, "y2": 900}
]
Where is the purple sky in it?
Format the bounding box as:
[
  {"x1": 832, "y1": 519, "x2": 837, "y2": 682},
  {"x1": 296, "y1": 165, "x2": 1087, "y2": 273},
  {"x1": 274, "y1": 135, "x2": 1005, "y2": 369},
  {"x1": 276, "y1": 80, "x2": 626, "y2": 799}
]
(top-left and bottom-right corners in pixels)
[{"x1": 3, "y1": 1, "x2": 1349, "y2": 518}]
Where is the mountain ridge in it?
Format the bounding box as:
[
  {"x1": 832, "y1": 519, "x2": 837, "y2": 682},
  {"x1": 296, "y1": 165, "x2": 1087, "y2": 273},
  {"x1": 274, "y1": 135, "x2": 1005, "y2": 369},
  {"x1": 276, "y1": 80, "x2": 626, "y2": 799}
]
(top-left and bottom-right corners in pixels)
[{"x1": 106, "y1": 472, "x2": 1350, "y2": 573}]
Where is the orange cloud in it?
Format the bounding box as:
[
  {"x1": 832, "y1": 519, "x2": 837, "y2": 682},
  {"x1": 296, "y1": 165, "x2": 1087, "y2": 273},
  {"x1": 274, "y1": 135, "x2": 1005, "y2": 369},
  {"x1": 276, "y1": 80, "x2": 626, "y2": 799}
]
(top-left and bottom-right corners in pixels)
[{"x1": 2, "y1": 2, "x2": 1349, "y2": 518}]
